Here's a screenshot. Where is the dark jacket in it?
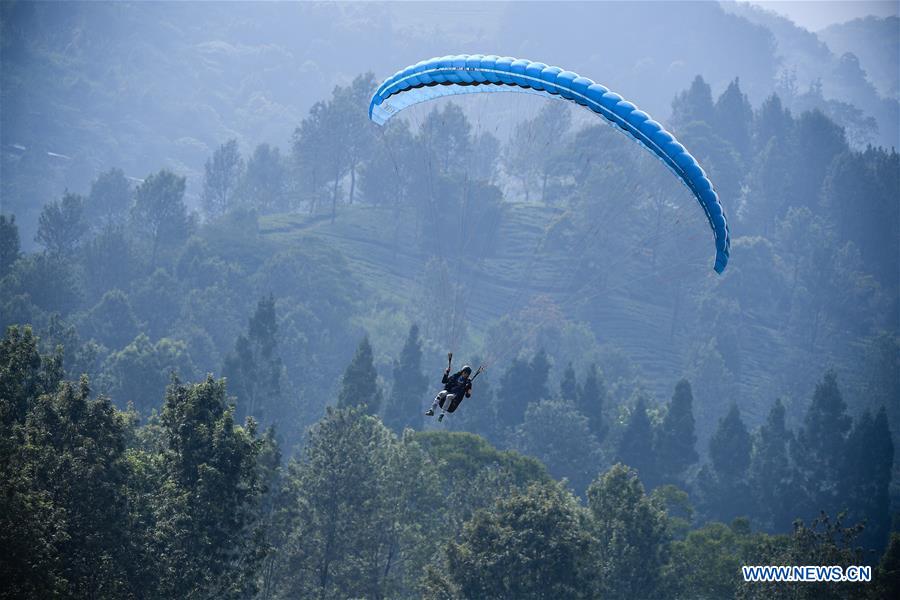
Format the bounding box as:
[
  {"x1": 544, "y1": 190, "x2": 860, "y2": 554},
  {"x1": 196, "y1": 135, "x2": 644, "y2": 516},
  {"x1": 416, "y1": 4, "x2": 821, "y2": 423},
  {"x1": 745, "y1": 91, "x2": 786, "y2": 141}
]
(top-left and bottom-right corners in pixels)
[{"x1": 442, "y1": 370, "x2": 472, "y2": 398}]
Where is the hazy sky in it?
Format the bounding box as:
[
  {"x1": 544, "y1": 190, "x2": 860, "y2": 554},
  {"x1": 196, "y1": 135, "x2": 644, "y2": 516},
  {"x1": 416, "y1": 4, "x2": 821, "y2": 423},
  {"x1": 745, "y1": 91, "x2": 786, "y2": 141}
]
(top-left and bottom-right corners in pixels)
[{"x1": 744, "y1": 0, "x2": 899, "y2": 30}]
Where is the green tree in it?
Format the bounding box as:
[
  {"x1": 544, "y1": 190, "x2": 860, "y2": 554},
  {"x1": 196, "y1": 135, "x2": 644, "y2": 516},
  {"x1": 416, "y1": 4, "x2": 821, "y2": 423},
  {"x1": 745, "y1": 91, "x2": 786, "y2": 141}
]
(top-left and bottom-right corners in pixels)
[
  {"x1": 745, "y1": 99, "x2": 796, "y2": 234},
  {"x1": 821, "y1": 147, "x2": 899, "y2": 289},
  {"x1": 255, "y1": 428, "x2": 291, "y2": 600},
  {"x1": 842, "y1": 407, "x2": 893, "y2": 553},
  {"x1": 792, "y1": 371, "x2": 852, "y2": 519},
  {"x1": 81, "y1": 227, "x2": 139, "y2": 302},
  {"x1": 80, "y1": 288, "x2": 140, "y2": 350},
  {"x1": 503, "y1": 101, "x2": 572, "y2": 202},
  {"x1": 383, "y1": 323, "x2": 428, "y2": 433},
  {"x1": 87, "y1": 167, "x2": 132, "y2": 231},
  {"x1": 736, "y1": 512, "x2": 866, "y2": 600},
  {"x1": 413, "y1": 430, "x2": 550, "y2": 530},
  {"x1": 0, "y1": 325, "x2": 61, "y2": 441},
  {"x1": 576, "y1": 363, "x2": 608, "y2": 442},
  {"x1": 151, "y1": 375, "x2": 264, "y2": 598},
  {"x1": 698, "y1": 404, "x2": 753, "y2": 523},
  {"x1": 671, "y1": 75, "x2": 715, "y2": 129},
  {"x1": 859, "y1": 333, "x2": 900, "y2": 457},
  {"x1": 588, "y1": 464, "x2": 670, "y2": 599},
  {"x1": 35, "y1": 191, "x2": 88, "y2": 256},
  {"x1": 223, "y1": 295, "x2": 284, "y2": 423},
  {"x1": 749, "y1": 399, "x2": 796, "y2": 532},
  {"x1": 336, "y1": 335, "x2": 382, "y2": 415},
  {"x1": 615, "y1": 395, "x2": 659, "y2": 489},
  {"x1": 292, "y1": 74, "x2": 376, "y2": 220},
  {"x1": 202, "y1": 139, "x2": 245, "y2": 217},
  {"x1": 0, "y1": 328, "x2": 64, "y2": 599},
  {"x1": 359, "y1": 119, "x2": 418, "y2": 208},
  {"x1": 337, "y1": 73, "x2": 377, "y2": 207},
  {"x1": 18, "y1": 378, "x2": 132, "y2": 597},
  {"x1": 754, "y1": 93, "x2": 793, "y2": 152},
  {"x1": 714, "y1": 77, "x2": 754, "y2": 160},
  {"x1": 559, "y1": 362, "x2": 578, "y2": 402},
  {"x1": 240, "y1": 143, "x2": 288, "y2": 213},
  {"x1": 667, "y1": 519, "x2": 773, "y2": 600},
  {"x1": 129, "y1": 268, "x2": 181, "y2": 340},
  {"x1": 280, "y1": 408, "x2": 440, "y2": 599},
  {"x1": 5, "y1": 251, "x2": 83, "y2": 316},
  {"x1": 497, "y1": 349, "x2": 551, "y2": 429},
  {"x1": 426, "y1": 483, "x2": 596, "y2": 599},
  {"x1": 514, "y1": 398, "x2": 602, "y2": 494},
  {"x1": 792, "y1": 109, "x2": 848, "y2": 209},
  {"x1": 655, "y1": 379, "x2": 699, "y2": 487},
  {"x1": 872, "y1": 533, "x2": 900, "y2": 600},
  {"x1": 0, "y1": 214, "x2": 20, "y2": 278},
  {"x1": 101, "y1": 334, "x2": 194, "y2": 414},
  {"x1": 131, "y1": 169, "x2": 193, "y2": 267}
]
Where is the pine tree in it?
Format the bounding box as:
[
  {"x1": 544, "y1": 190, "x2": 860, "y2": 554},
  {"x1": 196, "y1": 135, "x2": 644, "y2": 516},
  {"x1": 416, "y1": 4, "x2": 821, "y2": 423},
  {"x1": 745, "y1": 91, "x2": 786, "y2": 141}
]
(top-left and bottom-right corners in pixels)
[
  {"x1": 698, "y1": 404, "x2": 752, "y2": 523},
  {"x1": 749, "y1": 399, "x2": 795, "y2": 532},
  {"x1": 498, "y1": 349, "x2": 550, "y2": 429},
  {"x1": 559, "y1": 363, "x2": 577, "y2": 403},
  {"x1": 498, "y1": 356, "x2": 530, "y2": 429},
  {"x1": 842, "y1": 407, "x2": 894, "y2": 553},
  {"x1": 714, "y1": 78, "x2": 754, "y2": 160},
  {"x1": 1, "y1": 214, "x2": 21, "y2": 278},
  {"x1": 655, "y1": 379, "x2": 698, "y2": 486},
  {"x1": 336, "y1": 335, "x2": 382, "y2": 415},
  {"x1": 710, "y1": 404, "x2": 752, "y2": 481},
  {"x1": 87, "y1": 168, "x2": 132, "y2": 231},
  {"x1": 223, "y1": 295, "x2": 284, "y2": 423},
  {"x1": 35, "y1": 192, "x2": 88, "y2": 256},
  {"x1": 754, "y1": 93, "x2": 793, "y2": 152},
  {"x1": 527, "y1": 348, "x2": 551, "y2": 404},
  {"x1": 383, "y1": 324, "x2": 428, "y2": 433},
  {"x1": 576, "y1": 363, "x2": 608, "y2": 442},
  {"x1": 616, "y1": 396, "x2": 658, "y2": 489},
  {"x1": 671, "y1": 75, "x2": 715, "y2": 129},
  {"x1": 792, "y1": 110, "x2": 848, "y2": 210},
  {"x1": 792, "y1": 370, "x2": 851, "y2": 518}
]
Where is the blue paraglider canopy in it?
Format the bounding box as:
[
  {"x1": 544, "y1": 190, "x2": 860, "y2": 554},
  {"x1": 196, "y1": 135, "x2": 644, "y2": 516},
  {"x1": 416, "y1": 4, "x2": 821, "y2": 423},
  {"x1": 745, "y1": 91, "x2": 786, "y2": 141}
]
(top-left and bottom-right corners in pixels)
[{"x1": 369, "y1": 54, "x2": 731, "y2": 273}]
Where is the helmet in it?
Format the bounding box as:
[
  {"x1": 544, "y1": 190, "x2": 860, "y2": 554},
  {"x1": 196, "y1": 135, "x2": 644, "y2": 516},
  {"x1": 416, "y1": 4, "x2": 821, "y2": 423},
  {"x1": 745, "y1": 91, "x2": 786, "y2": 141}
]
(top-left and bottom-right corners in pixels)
[{"x1": 460, "y1": 365, "x2": 472, "y2": 375}]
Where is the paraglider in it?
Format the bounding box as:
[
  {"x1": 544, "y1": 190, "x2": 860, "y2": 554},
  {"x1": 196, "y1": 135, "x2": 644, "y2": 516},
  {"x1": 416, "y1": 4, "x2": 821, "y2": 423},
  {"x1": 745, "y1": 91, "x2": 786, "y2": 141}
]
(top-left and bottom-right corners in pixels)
[
  {"x1": 425, "y1": 353, "x2": 484, "y2": 422},
  {"x1": 369, "y1": 54, "x2": 731, "y2": 273}
]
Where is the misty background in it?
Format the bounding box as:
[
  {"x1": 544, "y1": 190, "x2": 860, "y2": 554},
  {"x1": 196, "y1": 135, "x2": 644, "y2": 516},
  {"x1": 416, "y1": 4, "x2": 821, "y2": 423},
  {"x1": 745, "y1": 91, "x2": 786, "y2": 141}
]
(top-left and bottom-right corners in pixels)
[{"x1": 1, "y1": 2, "x2": 898, "y2": 599}]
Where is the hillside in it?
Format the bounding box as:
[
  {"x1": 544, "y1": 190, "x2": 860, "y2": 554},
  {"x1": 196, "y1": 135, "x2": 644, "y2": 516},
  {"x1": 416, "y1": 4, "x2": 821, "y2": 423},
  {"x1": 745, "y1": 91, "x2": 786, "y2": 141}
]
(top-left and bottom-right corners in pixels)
[{"x1": 259, "y1": 201, "x2": 854, "y2": 433}]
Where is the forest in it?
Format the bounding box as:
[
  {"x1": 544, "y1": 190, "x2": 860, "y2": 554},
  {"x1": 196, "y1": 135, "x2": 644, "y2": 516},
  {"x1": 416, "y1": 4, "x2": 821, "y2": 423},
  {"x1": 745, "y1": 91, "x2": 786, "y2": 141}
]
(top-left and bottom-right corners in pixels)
[{"x1": 1, "y1": 2, "x2": 898, "y2": 599}]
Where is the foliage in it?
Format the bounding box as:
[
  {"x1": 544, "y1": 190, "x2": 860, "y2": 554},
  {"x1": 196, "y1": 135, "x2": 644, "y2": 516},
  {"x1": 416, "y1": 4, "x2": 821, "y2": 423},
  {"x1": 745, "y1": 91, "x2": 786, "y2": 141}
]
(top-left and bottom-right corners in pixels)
[
  {"x1": 203, "y1": 139, "x2": 245, "y2": 218},
  {"x1": 131, "y1": 170, "x2": 193, "y2": 267},
  {"x1": 279, "y1": 408, "x2": 441, "y2": 599},
  {"x1": 35, "y1": 191, "x2": 88, "y2": 256},
  {"x1": 514, "y1": 398, "x2": 601, "y2": 495},
  {"x1": 426, "y1": 483, "x2": 596, "y2": 599},
  {"x1": 336, "y1": 335, "x2": 382, "y2": 415},
  {"x1": 383, "y1": 323, "x2": 428, "y2": 433},
  {"x1": 588, "y1": 464, "x2": 670, "y2": 599},
  {"x1": 223, "y1": 295, "x2": 285, "y2": 424}
]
